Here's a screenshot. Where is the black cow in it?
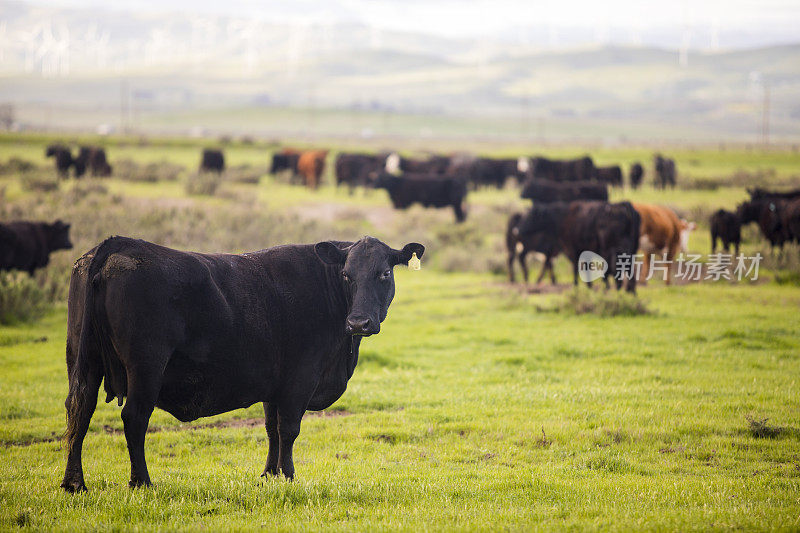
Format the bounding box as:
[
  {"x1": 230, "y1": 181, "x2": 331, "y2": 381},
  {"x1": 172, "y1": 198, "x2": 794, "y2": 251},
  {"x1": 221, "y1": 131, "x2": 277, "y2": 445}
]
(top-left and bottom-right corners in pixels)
[
  {"x1": 781, "y1": 198, "x2": 800, "y2": 244},
  {"x1": 270, "y1": 152, "x2": 300, "y2": 176},
  {"x1": 200, "y1": 149, "x2": 225, "y2": 174},
  {"x1": 45, "y1": 144, "x2": 73, "y2": 179},
  {"x1": 654, "y1": 154, "x2": 676, "y2": 189},
  {"x1": 737, "y1": 198, "x2": 787, "y2": 254},
  {"x1": 450, "y1": 157, "x2": 522, "y2": 190},
  {"x1": 0, "y1": 220, "x2": 73, "y2": 275},
  {"x1": 506, "y1": 203, "x2": 569, "y2": 284},
  {"x1": 593, "y1": 165, "x2": 623, "y2": 187},
  {"x1": 335, "y1": 153, "x2": 385, "y2": 191},
  {"x1": 520, "y1": 178, "x2": 608, "y2": 203},
  {"x1": 747, "y1": 187, "x2": 800, "y2": 201},
  {"x1": 710, "y1": 209, "x2": 741, "y2": 256},
  {"x1": 530, "y1": 156, "x2": 595, "y2": 182},
  {"x1": 61, "y1": 235, "x2": 424, "y2": 493},
  {"x1": 387, "y1": 153, "x2": 451, "y2": 175},
  {"x1": 372, "y1": 172, "x2": 467, "y2": 222},
  {"x1": 561, "y1": 201, "x2": 640, "y2": 292},
  {"x1": 629, "y1": 162, "x2": 644, "y2": 189},
  {"x1": 74, "y1": 146, "x2": 112, "y2": 178}
]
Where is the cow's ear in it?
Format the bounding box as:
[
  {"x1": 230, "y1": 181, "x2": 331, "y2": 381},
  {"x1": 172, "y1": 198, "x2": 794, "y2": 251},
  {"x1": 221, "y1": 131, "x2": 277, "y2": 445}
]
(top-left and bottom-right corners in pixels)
[
  {"x1": 394, "y1": 243, "x2": 425, "y2": 265},
  {"x1": 315, "y1": 241, "x2": 348, "y2": 265}
]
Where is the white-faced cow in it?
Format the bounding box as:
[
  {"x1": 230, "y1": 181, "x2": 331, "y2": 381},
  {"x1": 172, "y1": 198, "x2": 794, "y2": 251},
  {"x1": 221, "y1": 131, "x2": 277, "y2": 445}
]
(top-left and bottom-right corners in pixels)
[{"x1": 61, "y1": 236, "x2": 424, "y2": 492}]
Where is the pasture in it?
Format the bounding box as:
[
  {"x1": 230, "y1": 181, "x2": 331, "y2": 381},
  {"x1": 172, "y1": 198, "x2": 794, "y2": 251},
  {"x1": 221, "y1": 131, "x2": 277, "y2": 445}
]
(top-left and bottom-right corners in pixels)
[{"x1": 1, "y1": 134, "x2": 800, "y2": 531}]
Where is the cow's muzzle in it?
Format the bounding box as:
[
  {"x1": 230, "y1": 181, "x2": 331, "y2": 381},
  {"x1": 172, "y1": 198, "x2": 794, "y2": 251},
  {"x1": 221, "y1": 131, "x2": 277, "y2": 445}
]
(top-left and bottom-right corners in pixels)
[{"x1": 346, "y1": 316, "x2": 379, "y2": 336}]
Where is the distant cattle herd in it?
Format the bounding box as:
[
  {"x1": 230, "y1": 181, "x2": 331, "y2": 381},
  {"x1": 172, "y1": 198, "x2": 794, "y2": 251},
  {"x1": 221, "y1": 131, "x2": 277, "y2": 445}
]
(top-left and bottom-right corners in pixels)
[{"x1": 15, "y1": 144, "x2": 799, "y2": 286}]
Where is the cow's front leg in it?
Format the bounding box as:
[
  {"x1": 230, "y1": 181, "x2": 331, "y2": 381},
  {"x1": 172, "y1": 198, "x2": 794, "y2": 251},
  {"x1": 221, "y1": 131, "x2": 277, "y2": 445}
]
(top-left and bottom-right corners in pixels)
[
  {"x1": 261, "y1": 402, "x2": 280, "y2": 477},
  {"x1": 276, "y1": 405, "x2": 304, "y2": 480}
]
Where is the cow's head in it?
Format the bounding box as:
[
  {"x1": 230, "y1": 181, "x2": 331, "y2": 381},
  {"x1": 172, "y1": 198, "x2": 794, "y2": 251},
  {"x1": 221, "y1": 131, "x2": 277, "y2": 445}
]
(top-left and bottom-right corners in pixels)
[
  {"x1": 315, "y1": 237, "x2": 424, "y2": 336},
  {"x1": 736, "y1": 200, "x2": 763, "y2": 224},
  {"x1": 370, "y1": 172, "x2": 396, "y2": 190},
  {"x1": 47, "y1": 220, "x2": 73, "y2": 251}
]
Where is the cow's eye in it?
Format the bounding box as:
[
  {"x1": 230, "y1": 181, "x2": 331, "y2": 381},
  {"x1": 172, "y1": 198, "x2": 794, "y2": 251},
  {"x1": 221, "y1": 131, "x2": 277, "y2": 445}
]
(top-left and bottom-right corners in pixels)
[
  {"x1": 380, "y1": 269, "x2": 391, "y2": 280},
  {"x1": 342, "y1": 271, "x2": 351, "y2": 282}
]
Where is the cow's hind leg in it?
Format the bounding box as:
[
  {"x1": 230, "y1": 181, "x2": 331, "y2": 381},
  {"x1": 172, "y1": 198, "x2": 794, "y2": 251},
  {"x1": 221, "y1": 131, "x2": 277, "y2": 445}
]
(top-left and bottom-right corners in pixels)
[
  {"x1": 121, "y1": 367, "x2": 164, "y2": 488},
  {"x1": 507, "y1": 245, "x2": 517, "y2": 283},
  {"x1": 261, "y1": 402, "x2": 280, "y2": 477},
  {"x1": 61, "y1": 363, "x2": 102, "y2": 493},
  {"x1": 518, "y1": 251, "x2": 530, "y2": 284}
]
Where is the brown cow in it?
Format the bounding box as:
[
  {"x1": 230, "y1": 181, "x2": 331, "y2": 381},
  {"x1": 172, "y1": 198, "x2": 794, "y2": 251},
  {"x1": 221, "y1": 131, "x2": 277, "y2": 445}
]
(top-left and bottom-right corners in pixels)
[
  {"x1": 632, "y1": 203, "x2": 685, "y2": 284},
  {"x1": 296, "y1": 150, "x2": 328, "y2": 189}
]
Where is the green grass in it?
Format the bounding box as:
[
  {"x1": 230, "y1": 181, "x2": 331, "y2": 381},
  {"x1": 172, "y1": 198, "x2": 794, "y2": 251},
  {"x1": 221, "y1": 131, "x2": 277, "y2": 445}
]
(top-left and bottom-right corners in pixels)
[
  {"x1": 1, "y1": 133, "x2": 800, "y2": 530},
  {"x1": 1, "y1": 276, "x2": 800, "y2": 530}
]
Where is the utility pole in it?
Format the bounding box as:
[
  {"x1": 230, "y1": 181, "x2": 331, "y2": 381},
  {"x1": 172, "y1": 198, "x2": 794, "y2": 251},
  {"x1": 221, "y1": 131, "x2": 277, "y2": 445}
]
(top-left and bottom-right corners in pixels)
[
  {"x1": 120, "y1": 78, "x2": 128, "y2": 134},
  {"x1": 762, "y1": 81, "x2": 770, "y2": 146}
]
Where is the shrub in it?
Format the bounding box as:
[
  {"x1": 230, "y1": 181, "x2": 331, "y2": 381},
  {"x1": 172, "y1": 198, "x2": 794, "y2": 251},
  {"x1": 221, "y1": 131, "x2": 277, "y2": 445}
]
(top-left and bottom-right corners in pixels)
[
  {"x1": 746, "y1": 415, "x2": 783, "y2": 439},
  {"x1": 0, "y1": 157, "x2": 38, "y2": 175},
  {"x1": 225, "y1": 165, "x2": 266, "y2": 184},
  {"x1": 0, "y1": 272, "x2": 51, "y2": 324},
  {"x1": 19, "y1": 173, "x2": 59, "y2": 192},
  {"x1": 114, "y1": 159, "x2": 184, "y2": 182},
  {"x1": 548, "y1": 288, "x2": 652, "y2": 317},
  {"x1": 185, "y1": 172, "x2": 221, "y2": 196}
]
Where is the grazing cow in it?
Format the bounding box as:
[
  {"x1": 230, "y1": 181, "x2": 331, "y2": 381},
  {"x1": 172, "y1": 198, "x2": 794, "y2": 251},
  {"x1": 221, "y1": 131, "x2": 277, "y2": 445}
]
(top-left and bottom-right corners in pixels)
[
  {"x1": 454, "y1": 157, "x2": 522, "y2": 189},
  {"x1": 530, "y1": 156, "x2": 595, "y2": 182},
  {"x1": 0, "y1": 220, "x2": 72, "y2": 275},
  {"x1": 506, "y1": 203, "x2": 569, "y2": 284},
  {"x1": 270, "y1": 152, "x2": 300, "y2": 176},
  {"x1": 200, "y1": 149, "x2": 225, "y2": 174},
  {"x1": 738, "y1": 198, "x2": 788, "y2": 254},
  {"x1": 710, "y1": 209, "x2": 741, "y2": 256},
  {"x1": 593, "y1": 165, "x2": 623, "y2": 187},
  {"x1": 520, "y1": 178, "x2": 608, "y2": 203},
  {"x1": 559, "y1": 201, "x2": 640, "y2": 292},
  {"x1": 632, "y1": 203, "x2": 685, "y2": 284},
  {"x1": 747, "y1": 187, "x2": 800, "y2": 201},
  {"x1": 781, "y1": 198, "x2": 800, "y2": 244},
  {"x1": 372, "y1": 172, "x2": 467, "y2": 222},
  {"x1": 46, "y1": 144, "x2": 73, "y2": 179},
  {"x1": 629, "y1": 162, "x2": 644, "y2": 189},
  {"x1": 296, "y1": 150, "x2": 328, "y2": 189},
  {"x1": 61, "y1": 235, "x2": 424, "y2": 492},
  {"x1": 75, "y1": 146, "x2": 112, "y2": 177},
  {"x1": 386, "y1": 153, "x2": 451, "y2": 175},
  {"x1": 654, "y1": 154, "x2": 676, "y2": 189},
  {"x1": 335, "y1": 153, "x2": 385, "y2": 191}
]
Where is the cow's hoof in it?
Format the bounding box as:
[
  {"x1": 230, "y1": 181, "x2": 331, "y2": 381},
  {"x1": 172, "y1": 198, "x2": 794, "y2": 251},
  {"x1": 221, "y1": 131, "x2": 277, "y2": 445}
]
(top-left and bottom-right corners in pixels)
[
  {"x1": 128, "y1": 478, "x2": 152, "y2": 489},
  {"x1": 261, "y1": 466, "x2": 280, "y2": 478},
  {"x1": 61, "y1": 479, "x2": 87, "y2": 493}
]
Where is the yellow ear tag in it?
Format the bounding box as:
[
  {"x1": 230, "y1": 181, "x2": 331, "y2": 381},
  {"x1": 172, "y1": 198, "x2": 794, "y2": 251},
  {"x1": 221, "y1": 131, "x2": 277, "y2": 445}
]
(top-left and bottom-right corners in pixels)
[{"x1": 408, "y1": 252, "x2": 421, "y2": 271}]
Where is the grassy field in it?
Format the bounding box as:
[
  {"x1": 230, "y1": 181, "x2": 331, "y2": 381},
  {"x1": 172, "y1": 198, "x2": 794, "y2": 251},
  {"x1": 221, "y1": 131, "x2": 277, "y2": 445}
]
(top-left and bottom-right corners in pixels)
[{"x1": 1, "y1": 134, "x2": 800, "y2": 531}]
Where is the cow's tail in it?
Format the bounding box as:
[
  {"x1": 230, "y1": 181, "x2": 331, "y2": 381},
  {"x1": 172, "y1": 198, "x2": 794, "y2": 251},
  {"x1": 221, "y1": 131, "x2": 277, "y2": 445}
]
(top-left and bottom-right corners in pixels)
[{"x1": 64, "y1": 236, "x2": 130, "y2": 448}]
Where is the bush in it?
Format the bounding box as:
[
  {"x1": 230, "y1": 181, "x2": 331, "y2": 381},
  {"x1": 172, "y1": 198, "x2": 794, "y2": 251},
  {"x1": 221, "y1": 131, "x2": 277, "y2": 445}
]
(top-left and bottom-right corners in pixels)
[
  {"x1": 19, "y1": 173, "x2": 59, "y2": 192},
  {"x1": 114, "y1": 159, "x2": 184, "y2": 182},
  {"x1": 185, "y1": 172, "x2": 221, "y2": 196},
  {"x1": 225, "y1": 165, "x2": 266, "y2": 184},
  {"x1": 0, "y1": 272, "x2": 51, "y2": 324},
  {"x1": 746, "y1": 415, "x2": 783, "y2": 439},
  {"x1": 0, "y1": 157, "x2": 38, "y2": 175},
  {"x1": 546, "y1": 288, "x2": 652, "y2": 317}
]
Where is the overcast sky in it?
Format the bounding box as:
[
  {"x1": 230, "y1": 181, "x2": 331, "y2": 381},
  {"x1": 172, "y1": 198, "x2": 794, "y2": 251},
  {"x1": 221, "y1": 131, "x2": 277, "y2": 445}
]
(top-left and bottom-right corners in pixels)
[{"x1": 11, "y1": 0, "x2": 800, "y2": 43}]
